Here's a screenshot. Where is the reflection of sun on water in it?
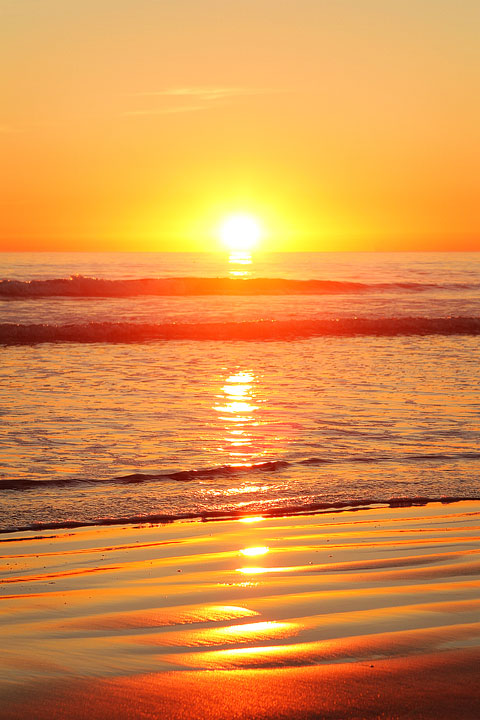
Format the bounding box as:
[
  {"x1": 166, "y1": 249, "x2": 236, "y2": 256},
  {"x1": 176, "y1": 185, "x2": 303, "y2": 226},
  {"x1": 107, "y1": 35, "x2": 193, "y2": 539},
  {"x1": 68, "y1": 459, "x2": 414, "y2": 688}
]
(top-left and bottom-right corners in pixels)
[
  {"x1": 228, "y1": 250, "x2": 252, "y2": 277},
  {"x1": 226, "y1": 372, "x2": 254, "y2": 385},
  {"x1": 205, "y1": 370, "x2": 277, "y2": 511},
  {"x1": 228, "y1": 252, "x2": 252, "y2": 278},
  {"x1": 228, "y1": 253, "x2": 252, "y2": 279},
  {"x1": 207, "y1": 485, "x2": 268, "y2": 497},
  {"x1": 220, "y1": 401, "x2": 256, "y2": 416},
  {"x1": 213, "y1": 371, "x2": 263, "y2": 463},
  {"x1": 229, "y1": 251, "x2": 252, "y2": 264}
]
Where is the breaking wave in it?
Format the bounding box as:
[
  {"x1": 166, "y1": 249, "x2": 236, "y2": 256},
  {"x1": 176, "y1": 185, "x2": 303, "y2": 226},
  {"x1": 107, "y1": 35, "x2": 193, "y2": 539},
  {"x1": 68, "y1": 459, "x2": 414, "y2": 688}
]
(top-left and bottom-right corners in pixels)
[
  {"x1": 3, "y1": 452, "x2": 480, "y2": 491},
  {"x1": 1, "y1": 316, "x2": 480, "y2": 344},
  {"x1": 1, "y1": 275, "x2": 478, "y2": 298}
]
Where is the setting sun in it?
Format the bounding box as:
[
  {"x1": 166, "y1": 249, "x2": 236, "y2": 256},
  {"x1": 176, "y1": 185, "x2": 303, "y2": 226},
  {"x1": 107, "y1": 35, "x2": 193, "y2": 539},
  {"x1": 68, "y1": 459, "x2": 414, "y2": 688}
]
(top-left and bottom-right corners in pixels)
[{"x1": 219, "y1": 214, "x2": 262, "y2": 252}]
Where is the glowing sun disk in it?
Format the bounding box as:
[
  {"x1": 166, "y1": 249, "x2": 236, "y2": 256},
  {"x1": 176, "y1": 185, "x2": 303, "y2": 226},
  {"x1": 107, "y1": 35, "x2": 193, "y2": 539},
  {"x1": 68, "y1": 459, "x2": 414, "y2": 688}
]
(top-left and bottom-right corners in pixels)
[{"x1": 219, "y1": 214, "x2": 262, "y2": 251}]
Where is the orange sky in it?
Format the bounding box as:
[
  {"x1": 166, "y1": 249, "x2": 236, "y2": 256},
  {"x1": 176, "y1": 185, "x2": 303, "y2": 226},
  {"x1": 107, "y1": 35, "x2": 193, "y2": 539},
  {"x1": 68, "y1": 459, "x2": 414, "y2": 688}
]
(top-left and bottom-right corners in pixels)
[{"x1": 1, "y1": 0, "x2": 479, "y2": 251}]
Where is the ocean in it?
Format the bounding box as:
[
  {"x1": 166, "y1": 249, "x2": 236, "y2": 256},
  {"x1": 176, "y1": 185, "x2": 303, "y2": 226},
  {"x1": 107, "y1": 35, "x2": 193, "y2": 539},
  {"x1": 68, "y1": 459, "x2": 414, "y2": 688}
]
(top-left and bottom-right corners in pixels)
[{"x1": 1, "y1": 251, "x2": 479, "y2": 533}]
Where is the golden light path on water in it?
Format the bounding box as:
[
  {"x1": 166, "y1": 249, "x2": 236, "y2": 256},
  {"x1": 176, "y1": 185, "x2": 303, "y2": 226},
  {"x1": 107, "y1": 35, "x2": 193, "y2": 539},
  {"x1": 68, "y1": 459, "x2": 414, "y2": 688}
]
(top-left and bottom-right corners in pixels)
[
  {"x1": 228, "y1": 250, "x2": 252, "y2": 277},
  {"x1": 212, "y1": 371, "x2": 260, "y2": 465},
  {"x1": 199, "y1": 248, "x2": 300, "y2": 520}
]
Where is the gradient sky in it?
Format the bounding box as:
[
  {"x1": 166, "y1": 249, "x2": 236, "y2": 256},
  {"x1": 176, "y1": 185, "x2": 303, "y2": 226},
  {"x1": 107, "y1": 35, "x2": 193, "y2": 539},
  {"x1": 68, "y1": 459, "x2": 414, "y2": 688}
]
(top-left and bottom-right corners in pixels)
[{"x1": 1, "y1": 0, "x2": 479, "y2": 251}]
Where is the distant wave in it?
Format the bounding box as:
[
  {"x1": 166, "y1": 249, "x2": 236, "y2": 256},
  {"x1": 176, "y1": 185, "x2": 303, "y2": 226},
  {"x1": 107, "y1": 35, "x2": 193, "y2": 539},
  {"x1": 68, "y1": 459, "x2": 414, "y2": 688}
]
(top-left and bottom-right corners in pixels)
[
  {"x1": 1, "y1": 316, "x2": 480, "y2": 344},
  {"x1": 2, "y1": 452, "x2": 480, "y2": 491},
  {"x1": 1, "y1": 496, "x2": 477, "y2": 535},
  {"x1": 0, "y1": 460, "x2": 290, "y2": 490},
  {"x1": 1, "y1": 275, "x2": 477, "y2": 298}
]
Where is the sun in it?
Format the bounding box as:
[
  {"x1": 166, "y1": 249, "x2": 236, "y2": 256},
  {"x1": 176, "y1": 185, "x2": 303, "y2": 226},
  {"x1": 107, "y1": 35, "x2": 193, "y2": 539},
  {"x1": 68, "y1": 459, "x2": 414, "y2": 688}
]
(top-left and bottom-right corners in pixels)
[{"x1": 219, "y1": 214, "x2": 262, "y2": 252}]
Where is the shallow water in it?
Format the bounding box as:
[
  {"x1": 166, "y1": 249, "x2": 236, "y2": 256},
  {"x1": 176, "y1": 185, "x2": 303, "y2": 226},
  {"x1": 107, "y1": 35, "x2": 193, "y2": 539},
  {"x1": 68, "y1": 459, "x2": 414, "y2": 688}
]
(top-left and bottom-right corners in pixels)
[{"x1": 1, "y1": 252, "x2": 479, "y2": 531}]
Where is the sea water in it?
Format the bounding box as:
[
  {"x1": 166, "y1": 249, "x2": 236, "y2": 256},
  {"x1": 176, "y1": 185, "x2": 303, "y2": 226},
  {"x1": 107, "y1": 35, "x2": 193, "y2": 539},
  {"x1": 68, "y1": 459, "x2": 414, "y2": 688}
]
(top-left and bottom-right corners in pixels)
[{"x1": 1, "y1": 252, "x2": 479, "y2": 532}]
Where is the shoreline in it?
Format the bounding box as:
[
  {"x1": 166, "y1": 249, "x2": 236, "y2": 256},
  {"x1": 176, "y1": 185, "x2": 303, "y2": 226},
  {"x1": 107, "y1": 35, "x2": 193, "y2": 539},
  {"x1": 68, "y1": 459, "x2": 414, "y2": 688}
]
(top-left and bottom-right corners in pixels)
[
  {"x1": 2, "y1": 500, "x2": 480, "y2": 718},
  {"x1": 2, "y1": 494, "x2": 479, "y2": 537}
]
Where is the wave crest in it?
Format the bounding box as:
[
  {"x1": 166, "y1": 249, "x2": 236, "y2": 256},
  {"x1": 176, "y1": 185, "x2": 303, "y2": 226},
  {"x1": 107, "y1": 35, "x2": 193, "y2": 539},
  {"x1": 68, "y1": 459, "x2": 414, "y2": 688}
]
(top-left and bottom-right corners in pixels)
[
  {"x1": 1, "y1": 316, "x2": 480, "y2": 344},
  {"x1": 0, "y1": 275, "x2": 474, "y2": 298},
  {"x1": 2, "y1": 452, "x2": 479, "y2": 490}
]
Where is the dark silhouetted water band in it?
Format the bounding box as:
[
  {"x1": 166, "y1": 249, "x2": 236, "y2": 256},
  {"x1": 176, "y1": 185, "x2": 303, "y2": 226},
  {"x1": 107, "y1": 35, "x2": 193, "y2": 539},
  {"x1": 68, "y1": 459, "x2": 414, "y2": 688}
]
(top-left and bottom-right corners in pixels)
[
  {"x1": 1, "y1": 275, "x2": 478, "y2": 297},
  {"x1": 1, "y1": 316, "x2": 480, "y2": 343}
]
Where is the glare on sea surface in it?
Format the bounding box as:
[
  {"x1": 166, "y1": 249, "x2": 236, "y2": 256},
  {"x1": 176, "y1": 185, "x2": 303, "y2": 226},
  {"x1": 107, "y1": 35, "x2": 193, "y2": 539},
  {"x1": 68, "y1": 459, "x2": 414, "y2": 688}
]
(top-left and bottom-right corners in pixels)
[
  {"x1": 213, "y1": 371, "x2": 262, "y2": 460},
  {"x1": 228, "y1": 249, "x2": 252, "y2": 277}
]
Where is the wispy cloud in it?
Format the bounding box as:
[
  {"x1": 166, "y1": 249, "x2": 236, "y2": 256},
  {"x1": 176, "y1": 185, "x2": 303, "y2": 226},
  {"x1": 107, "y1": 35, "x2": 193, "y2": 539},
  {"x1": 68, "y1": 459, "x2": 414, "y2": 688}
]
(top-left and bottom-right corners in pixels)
[
  {"x1": 125, "y1": 105, "x2": 208, "y2": 117},
  {"x1": 125, "y1": 86, "x2": 281, "y2": 117},
  {"x1": 139, "y1": 86, "x2": 270, "y2": 100}
]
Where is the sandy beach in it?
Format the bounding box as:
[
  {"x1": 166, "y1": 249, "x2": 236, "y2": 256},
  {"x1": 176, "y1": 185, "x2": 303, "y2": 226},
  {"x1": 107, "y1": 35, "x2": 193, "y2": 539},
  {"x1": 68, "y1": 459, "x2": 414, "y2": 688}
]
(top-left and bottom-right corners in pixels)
[{"x1": 1, "y1": 500, "x2": 480, "y2": 719}]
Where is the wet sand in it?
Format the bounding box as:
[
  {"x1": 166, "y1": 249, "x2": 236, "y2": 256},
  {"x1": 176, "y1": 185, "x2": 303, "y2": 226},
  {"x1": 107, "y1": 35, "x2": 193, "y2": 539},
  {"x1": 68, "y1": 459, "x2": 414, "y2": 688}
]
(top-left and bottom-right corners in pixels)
[{"x1": 2, "y1": 501, "x2": 480, "y2": 719}]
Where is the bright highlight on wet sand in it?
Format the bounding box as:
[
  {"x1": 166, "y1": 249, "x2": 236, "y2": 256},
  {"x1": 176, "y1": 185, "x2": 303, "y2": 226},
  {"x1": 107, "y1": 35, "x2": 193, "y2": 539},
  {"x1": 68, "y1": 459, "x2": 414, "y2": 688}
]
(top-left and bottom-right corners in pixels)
[{"x1": 2, "y1": 503, "x2": 480, "y2": 719}]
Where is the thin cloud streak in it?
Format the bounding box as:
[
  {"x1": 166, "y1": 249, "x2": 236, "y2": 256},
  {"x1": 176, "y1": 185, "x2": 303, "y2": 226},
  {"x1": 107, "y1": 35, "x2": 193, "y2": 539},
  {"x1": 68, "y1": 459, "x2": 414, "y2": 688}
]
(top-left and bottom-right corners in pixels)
[
  {"x1": 126, "y1": 86, "x2": 284, "y2": 117},
  {"x1": 125, "y1": 105, "x2": 208, "y2": 116},
  {"x1": 138, "y1": 86, "x2": 278, "y2": 99}
]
